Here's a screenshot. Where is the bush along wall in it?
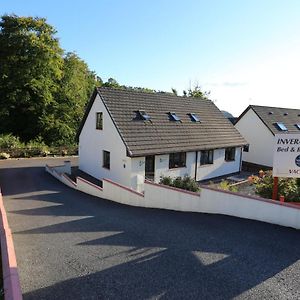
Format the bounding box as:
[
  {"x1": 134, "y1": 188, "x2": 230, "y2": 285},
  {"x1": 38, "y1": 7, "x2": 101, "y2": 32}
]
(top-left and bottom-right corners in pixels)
[
  {"x1": 252, "y1": 171, "x2": 300, "y2": 202},
  {"x1": 160, "y1": 176, "x2": 200, "y2": 192}
]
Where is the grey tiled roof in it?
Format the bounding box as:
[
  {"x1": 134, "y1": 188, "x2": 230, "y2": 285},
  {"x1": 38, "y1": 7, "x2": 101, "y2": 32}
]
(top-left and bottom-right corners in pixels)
[
  {"x1": 237, "y1": 105, "x2": 300, "y2": 135},
  {"x1": 79, "y1": 87, "x2": 247, "y2": 157}
]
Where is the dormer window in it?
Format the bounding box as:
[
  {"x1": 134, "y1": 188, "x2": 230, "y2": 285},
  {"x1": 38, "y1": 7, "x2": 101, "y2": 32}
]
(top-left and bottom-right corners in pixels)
[
  {"x1": 137, "y1": 110, "x2": 151, "y2": 121},
  {"x1": 275, "y1": 122, "x2": 288, "y2": 131},
  {"x1": 169, "y1": 112, "x2": 181, "y2": 121},
  {"x1": 189, "y1": 113, "x2": 201, "y2": 122}
]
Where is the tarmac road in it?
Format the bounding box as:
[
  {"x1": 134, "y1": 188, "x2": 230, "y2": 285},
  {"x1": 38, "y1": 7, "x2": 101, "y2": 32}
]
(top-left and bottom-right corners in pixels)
[{"x1": 0, "y1": 157, "x2": 300, "y2": 299}]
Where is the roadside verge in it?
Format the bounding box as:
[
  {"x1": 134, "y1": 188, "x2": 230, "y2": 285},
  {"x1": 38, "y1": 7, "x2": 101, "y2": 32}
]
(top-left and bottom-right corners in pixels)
[{"x1": 0, "y1": 190, "x2": 22, "y2": 300}]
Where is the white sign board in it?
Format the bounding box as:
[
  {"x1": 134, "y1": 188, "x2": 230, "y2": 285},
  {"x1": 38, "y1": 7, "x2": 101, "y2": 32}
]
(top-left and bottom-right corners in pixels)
[{"x1": 273, "y1": 133, "x2": 300, "y2": 177}]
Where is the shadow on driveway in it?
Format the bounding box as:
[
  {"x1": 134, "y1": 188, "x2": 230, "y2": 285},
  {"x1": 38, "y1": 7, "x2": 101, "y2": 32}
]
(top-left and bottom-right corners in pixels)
[{"x1": 0, "y1": 159, "x2": 300, "y2": 299}]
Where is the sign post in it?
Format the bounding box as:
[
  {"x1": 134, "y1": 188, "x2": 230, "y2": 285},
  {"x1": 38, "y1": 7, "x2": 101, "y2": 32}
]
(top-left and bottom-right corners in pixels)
[
  {"x1": 273, "y1": 133, "x2": 300, "y2": 200},
  {"x1": 272, "y1": 176, "x2": 278, "y2": 200}
]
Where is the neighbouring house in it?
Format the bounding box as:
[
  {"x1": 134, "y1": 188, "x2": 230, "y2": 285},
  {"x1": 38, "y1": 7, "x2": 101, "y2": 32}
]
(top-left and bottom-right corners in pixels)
[
  {"x1": 77, "y1": 87, "x2": 247, "y2": 191},
  {"x1": 235, "y1": 105, "x2": 300, "y2": 168}
]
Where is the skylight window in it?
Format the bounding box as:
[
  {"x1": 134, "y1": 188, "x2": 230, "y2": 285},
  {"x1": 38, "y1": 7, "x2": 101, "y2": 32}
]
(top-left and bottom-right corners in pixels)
[
  {"x1": 275, "y1": 122, "x2": 288, "y2": 131},
  {"x1": 138, "y1": 110, "x2": 151, "y2": 121},
  {"x1": 295, "y1": 124, "x2": 300, "y2": 130},
  {"x1": 169, "y1": 112, "x2": 181, "y2": 122},
  {"x1": 189, "y1": 113, "x2": 201, "y2": 122}
]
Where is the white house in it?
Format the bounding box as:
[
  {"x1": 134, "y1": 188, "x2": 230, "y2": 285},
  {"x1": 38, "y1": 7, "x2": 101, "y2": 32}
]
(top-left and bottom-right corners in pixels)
[
  {"x1": 235, "y1": 105, "x2": 300, "y2": 168},
  {"x1": 77, "y1": 87, "x2": 247, "y2": 191}
]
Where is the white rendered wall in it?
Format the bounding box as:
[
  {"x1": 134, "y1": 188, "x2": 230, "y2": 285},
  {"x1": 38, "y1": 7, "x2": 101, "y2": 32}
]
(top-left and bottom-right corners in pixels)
[
  {"x1": 235, "y1": 109, "x2": 274, "y2": 167},
  {"x1": 79, "y1": 94, "x2": 131, "y2": 186},
  {"x1": 196, "y1": 148, "x2": 242, "y2": 181},
  {"x1": 131, "y1": 157, "x2": 146, "y2": 192},
  {"x1": 154, "y1": 152, "x2": 196, "y2": 182},
  {"x1": 130, "y1": 148, "x2": 242, "y2": 186},
  {"x1": 47, "y1": 163, "x2": 300, "y2": 230}
]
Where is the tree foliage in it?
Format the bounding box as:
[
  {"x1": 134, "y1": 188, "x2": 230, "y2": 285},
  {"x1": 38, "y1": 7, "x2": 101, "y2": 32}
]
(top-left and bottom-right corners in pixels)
[
  {"x1": 0, "y1": 15, "x2": 63, "y2": 141},
  {"x1": 183, "y1": 83, "x2": 210, "y2": 99},
  {"x1": 43, "y1": 52, "x2": 100, "y2": 145},
  {"x1": 0, "y1": 15, "x2": 99, "y2": 145}
]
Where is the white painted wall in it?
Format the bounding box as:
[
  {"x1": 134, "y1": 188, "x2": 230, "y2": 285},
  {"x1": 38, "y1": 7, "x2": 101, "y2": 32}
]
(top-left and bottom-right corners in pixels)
[
  {"x1": 235, "y1": 108, "x2": 274, "y2": 167},
  {"x1": 79, "y1": 94, "x2": 132, "y2": 186},
  {"x1": 46, "y1": 164, "x2": 300, "y2": 230},
  {"x1": 45, "y1": 165, "x2": 77, "y2": 189},
  {"x1": 196, "y1": 148, "x2": 242, "y2": 181},
  {"x1": 154, "y1": 152, "x2": 195, "y2": 182},
  {"x1": 131, "y1": 157, "x2": 146, "y2": 192},
  {"x1": 152, "y1": 148, "x2": 241, "y2": 183}
]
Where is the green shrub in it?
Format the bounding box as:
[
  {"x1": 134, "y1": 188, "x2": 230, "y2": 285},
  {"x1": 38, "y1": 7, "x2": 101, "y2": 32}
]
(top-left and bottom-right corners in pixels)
[
  {"x1": 255, "y1": 171, "x2": 300, "y2": 202},
  {"x1": 0, "y1": 134, "x2": 24, "y2": 149},
  {"x1": 0, "y1": 152, "x2": 10, "y2": 159},
  {"x1": 219, "y1": 180, "x2": 238, "y2": 192},
  {"x1": 160, "y1": 176, "x2": 172, "y2": 186},
  {"x1": 160, "y1": 175, "x2": 200, "y2": 192}
]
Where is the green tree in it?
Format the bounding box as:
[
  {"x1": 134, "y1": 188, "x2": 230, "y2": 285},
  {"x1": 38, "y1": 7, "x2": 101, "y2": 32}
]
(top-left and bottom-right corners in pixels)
[
  {"x1": 42, "y1": 52, "x2": 100, "y2": 145},
  {"x1": 183, "y1": 83, "x2": 210, "y2": 99},
  {"x1": 102, "y1": 77, "x2": 119, "y2": 88},
  {"x1": 0, "y1": 15, "x2": 63, "y2": 141}
]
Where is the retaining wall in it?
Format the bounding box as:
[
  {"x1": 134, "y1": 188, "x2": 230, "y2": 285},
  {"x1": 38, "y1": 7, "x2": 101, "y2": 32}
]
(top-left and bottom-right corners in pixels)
[{"x1": 46, "y1": 164, "x2": 300, "y2": 230}]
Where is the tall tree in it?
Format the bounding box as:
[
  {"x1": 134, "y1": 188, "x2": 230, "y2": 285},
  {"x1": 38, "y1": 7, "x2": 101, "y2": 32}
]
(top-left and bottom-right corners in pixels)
[
  {"x1": 0, "y1": 15, "x2": 63, "y2": 141},
  {"x1": 42, "y1": 52, "x2": 101, "y2": 145}
]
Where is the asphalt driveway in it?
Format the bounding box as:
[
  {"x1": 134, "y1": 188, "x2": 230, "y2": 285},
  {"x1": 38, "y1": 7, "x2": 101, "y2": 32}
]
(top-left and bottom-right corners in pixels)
[{"x1": 0, "y1": 157, "x2": 300, "y2": 299}]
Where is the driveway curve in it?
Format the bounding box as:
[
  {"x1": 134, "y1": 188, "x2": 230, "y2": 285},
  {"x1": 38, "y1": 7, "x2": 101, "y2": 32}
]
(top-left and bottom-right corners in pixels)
[{"x1": 0, "y1": 157, "x2": 300, "y2": 299}]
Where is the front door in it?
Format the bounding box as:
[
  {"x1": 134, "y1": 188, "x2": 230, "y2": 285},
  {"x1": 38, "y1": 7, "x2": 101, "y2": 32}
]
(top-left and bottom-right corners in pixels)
[{"x1": 145, "y1": 155, "x2": 155, "y2": 181}]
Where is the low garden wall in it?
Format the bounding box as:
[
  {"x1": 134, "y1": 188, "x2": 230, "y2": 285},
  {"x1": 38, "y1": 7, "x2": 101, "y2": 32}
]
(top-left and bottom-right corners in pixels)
[{"x1": 46, "y1": 163, "x2": 300, "y2": 230}]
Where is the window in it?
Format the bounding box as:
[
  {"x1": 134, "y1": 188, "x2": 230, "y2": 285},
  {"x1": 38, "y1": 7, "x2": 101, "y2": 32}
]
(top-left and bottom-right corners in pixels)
[
  {"x1": 200, "y1": 150, "x2": 214, "y2": 165},
  {"x1": 225, "y1": 147, "x2": 236, "y2": 161},
  {"x1": 103, "y1": 150, "x2": 110, "y2": 169},
  {"x1": 275, "y1": 122, "x2": 288, "y2": 131},
  {"x1": 169, "y1": 152, "x2": 186, "y2": 169},
  {"x1": 243, "y1": 144, "x2": 249, "y2": 152},
  {"x1": 295, "y1": 124, "x2": 300, "y2": 130},
  {"x1": 96, "y1": 112, "x2": 103, "y2": 130},
  {"x1": 137, "y1": 110, "x2": 151, "y2": 121},
  {"x1": 189, "y1": 113, "x2": 201, "y2": 122},
  {"x1": 169, "y1": 112, "x2": 181, "y2": 122}
]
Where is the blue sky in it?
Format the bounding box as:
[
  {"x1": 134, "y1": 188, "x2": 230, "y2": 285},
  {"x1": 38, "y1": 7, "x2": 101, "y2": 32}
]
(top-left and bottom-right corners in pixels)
[{"x1": 1, "y1": 0, "x2": 300, "y2": 116}]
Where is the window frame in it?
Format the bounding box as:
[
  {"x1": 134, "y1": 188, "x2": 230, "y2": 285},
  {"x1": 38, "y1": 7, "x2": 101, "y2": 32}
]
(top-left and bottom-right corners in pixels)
[
  {"x1": 275, "y1": 122, "x2": 288, "y2": 131},
  {"x1": 169, "y1": 112, "x2": 181, "y2": 122},
  {"x1": 169, "y1": 152, "x2": 186, "y2": 169},
  {"x1": 200, "y1": 150, "x2": 214, "y2": 165},
  {"x1": 243, "y1": 144, "x2": 249, "y2": 152},
  {"x1": 103, "y1": 150, "x2": 110, "y2": 169},
  {"x1": 225, "y1": 147, "x2": 236, "y2": 162},
  {"x1": 96, "y1": 112, "x2": 103, "y2": 130}
]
